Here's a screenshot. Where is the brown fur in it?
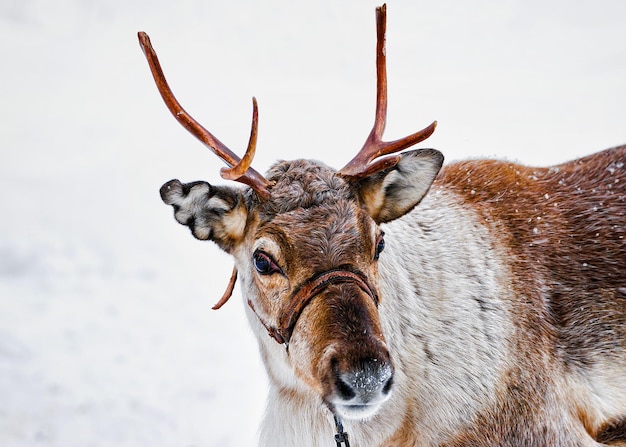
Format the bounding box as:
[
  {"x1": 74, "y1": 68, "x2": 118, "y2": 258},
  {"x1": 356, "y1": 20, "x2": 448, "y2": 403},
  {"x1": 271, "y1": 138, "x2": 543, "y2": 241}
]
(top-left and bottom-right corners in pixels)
[
  {"x1": 440, "y1": 146, "x2": 626, "y2": 368},
  {"x1": 438, "y1": 145, "x2": 626, "y2": 445}
]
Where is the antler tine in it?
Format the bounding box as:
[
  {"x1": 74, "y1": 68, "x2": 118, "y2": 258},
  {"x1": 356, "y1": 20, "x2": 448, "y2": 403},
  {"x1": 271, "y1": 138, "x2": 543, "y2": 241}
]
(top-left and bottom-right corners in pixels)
[
  {"x1": 138, "y1": 32, "x2": 272, "y2": 200},
  {"x1": 220, "y1": 97, "x2": 258, "y2": 181},
  {"x1": 211, "y1": 266, "x2": 238, "y2": 310},
  {"x1": 339, "y1": 4, "x2": 437, "y2": 178}
]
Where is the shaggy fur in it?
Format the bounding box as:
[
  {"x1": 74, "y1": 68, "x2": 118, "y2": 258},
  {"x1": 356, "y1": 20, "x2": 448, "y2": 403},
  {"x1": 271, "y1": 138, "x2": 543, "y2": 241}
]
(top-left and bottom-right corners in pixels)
[{"x1": 161, "y1": 145, "x2": 625, "y2": 446}]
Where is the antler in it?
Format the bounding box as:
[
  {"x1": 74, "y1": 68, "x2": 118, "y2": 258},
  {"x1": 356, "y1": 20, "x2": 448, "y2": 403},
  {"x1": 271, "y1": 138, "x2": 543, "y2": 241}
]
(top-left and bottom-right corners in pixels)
[
  {"x1": 339, "y1": 4, "x2": 437, "y2": 178},
  {"x1": 138, "y1": 32, "x2": 272, "y2": 200},
  {"x1": 211, "y1": 266, "x2": 238, "y2": 310}
]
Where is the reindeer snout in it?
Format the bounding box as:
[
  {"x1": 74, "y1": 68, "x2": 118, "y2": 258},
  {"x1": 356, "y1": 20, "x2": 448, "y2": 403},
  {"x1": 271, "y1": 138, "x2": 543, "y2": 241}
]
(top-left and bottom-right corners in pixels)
[
  {"x1": 335, "y1": 358, "x2": 394, "y2": 400},
  {"x1": 330, "y1": 356, "x2": 394, "y2": 420}
]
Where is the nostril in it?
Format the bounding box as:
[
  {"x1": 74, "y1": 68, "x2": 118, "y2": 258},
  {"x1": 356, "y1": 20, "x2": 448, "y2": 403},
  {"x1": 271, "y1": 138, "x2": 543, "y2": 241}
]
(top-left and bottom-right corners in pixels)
[
  {"x1": 382, "y1": 374, "x2": 393, "y2": 395},
  {"x1": 335, "y1": 376, "x2": 357, "y2": 400},
  {"x1": 331, "y1": 357, "x2": 357, "y2": 400}
]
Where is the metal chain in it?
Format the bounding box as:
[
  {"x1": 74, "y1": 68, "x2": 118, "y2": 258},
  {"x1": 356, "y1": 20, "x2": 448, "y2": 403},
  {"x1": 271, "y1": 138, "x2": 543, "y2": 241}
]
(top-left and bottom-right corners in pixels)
[{"x1": 334, "y1": 415, "x2": 351, "y2": 447}]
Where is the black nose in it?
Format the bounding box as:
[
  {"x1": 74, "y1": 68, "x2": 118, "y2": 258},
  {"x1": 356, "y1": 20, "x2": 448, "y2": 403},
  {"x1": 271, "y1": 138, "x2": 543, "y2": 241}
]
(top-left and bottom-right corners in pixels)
[{"x1": 333, "y1": 358, "x2": 394, "y2": 403}]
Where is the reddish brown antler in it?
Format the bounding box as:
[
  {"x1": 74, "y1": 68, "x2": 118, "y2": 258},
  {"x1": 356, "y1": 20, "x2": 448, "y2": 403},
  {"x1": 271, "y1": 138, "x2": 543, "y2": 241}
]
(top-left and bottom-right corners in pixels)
[
  {"x1": 211, "y1": 266, "x2": 238, "y2": 310},
  {"x1": 138, "y1": 32, "x2": 272, "y2": 200},
  {"x1": 339, "y1": 4, "x2": 437, "y2": 178}
]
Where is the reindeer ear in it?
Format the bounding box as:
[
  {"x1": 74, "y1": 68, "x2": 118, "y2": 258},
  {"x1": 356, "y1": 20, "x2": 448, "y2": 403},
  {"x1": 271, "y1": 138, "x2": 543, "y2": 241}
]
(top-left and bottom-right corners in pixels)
[
  {"x1": 354, "y1": 149, "x2": 443, "y2": 223},
  {"x1": 160, "y1": 179, "x2": 248, "y2": 253}
]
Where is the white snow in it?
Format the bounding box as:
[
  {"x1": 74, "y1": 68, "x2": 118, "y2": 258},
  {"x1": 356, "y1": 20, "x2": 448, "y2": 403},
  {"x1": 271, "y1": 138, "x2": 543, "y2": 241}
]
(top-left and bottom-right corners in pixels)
[{"x1": 1, "y1": 0, "x2": 625, "y2": 446}]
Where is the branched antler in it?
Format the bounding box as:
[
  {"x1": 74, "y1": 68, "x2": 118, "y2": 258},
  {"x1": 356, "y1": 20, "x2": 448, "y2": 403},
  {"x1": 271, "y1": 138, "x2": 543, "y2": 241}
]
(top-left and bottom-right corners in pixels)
[
  {"x1": 339, "y1": 4, "x2": 437, "y2": 178},
  {"x1": 138, "y1": 32, "x2": 272, "y2": 199}
]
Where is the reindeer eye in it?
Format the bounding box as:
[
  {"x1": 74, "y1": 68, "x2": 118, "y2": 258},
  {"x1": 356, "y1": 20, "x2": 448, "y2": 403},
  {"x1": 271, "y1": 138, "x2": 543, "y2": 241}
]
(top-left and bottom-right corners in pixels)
[
  {"x1": 253, "y1": 250, "x2": 281, "y2": 275},
  {"x1": 374, "y1": 234, "x2": 385, "y2": 260}
]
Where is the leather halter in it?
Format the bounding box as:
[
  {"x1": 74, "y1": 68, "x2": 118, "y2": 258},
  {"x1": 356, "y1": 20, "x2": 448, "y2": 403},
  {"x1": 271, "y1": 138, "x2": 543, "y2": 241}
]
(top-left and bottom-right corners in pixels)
[{"x1": 248, "y1": 268, "x2": 378, "y2": 346}]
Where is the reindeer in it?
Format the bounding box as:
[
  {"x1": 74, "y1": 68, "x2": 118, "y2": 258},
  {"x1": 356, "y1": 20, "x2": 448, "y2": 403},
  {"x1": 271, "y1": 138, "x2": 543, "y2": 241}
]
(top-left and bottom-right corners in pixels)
[{"x1": 138, "y1": 4, "x2": 626, "y2": 446}]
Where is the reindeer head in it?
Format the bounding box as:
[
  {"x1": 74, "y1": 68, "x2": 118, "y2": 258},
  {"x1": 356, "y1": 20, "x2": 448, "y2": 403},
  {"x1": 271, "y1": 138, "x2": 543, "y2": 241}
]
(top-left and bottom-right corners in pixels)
[{"x1": 139, "y1": 4, "x2": 443, "y2": 421}]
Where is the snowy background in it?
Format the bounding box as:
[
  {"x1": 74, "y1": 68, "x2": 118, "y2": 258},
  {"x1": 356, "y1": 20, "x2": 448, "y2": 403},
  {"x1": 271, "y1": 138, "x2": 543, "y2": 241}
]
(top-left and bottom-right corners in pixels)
[{"x1": 1, "y1": 0, "x2": 625, "y2": 446}]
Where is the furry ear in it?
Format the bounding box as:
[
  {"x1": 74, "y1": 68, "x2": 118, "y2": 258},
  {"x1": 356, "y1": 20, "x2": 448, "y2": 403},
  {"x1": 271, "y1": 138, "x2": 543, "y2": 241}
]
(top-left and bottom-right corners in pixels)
[
  {"x1": 160, "y1": 179, "x2": 248, "y2": 253},
  {"x1": 353, "y1": 149, "x2": 443, "y2": 223}
]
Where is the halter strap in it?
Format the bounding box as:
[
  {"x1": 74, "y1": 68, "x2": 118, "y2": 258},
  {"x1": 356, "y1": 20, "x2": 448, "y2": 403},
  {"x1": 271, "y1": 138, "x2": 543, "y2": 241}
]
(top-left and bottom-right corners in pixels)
[{"x1": 248, "y1": 268, "x2": 378, "y2": 346}]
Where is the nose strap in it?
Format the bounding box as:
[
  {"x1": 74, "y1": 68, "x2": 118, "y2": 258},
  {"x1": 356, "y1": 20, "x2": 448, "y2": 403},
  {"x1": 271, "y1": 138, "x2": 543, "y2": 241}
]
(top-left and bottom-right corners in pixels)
[
  {"x1": 248, "y1": 269, "x2": 378, "y2": 346},
  {"x1": 280, "y1": 269, "x2": 378, "y2": 344}
]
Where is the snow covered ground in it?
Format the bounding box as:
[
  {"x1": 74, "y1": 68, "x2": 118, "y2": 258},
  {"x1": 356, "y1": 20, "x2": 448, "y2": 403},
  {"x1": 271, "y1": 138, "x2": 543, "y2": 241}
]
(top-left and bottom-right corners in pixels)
[{"x1": 0, "y1": 0, "x2": 624, "y2": 446}]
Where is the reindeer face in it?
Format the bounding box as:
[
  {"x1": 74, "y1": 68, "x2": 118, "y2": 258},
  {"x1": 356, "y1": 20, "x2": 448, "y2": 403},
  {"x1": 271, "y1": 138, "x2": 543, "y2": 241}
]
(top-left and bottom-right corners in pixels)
[
  {"x1": 244, "y1": 160, "x2": 392, "y2": 419},
  {"x1": 160, "y1": 154, "x2": 442, "y2": 420}
]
